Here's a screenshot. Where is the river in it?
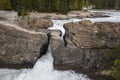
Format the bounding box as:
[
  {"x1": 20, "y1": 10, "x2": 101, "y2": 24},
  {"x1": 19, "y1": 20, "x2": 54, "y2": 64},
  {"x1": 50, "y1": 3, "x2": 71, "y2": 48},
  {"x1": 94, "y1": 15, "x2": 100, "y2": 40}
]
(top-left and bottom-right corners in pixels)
[{"x1": 0, "y1": 10, "x2": 120, "y2": 80}]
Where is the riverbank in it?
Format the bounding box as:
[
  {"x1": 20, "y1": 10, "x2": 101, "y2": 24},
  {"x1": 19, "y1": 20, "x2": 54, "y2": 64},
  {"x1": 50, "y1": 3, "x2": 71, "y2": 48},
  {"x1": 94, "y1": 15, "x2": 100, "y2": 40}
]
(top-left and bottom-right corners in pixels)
[
  {"x1": 0, "y1": 10, "x2": 120, "y2": 80},
  {"x1": 29, "y1": 10, "x2": 109, "y2": 19}
]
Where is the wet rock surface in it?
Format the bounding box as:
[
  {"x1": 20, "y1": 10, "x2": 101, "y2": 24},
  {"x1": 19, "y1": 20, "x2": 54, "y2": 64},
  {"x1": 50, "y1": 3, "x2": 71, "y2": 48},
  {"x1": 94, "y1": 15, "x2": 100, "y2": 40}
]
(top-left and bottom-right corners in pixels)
[{"x1": 51, "y1": 20, "x2": 120, "y2": 80}]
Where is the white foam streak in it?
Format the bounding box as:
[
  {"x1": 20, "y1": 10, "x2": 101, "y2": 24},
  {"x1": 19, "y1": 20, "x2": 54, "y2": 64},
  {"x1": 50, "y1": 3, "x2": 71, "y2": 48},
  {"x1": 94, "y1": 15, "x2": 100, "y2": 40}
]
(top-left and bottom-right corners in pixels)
[
  {"x1": 0, "y1": 69, "x2": 23, "y2": 80},
  {"x1": 0, "y1": 46, "x2": 90, "y2": 80},
  {"x1": 86, "y1": 16, "x2": 120, "y2": 23},
  {"x1": 48, "y1": 18, "x2": 81, "y2": 37},
  {"x1": 16, "y1": 46, "x2": 90, "y2": 80},
  {"x1": 87, "y1": 10, "x2": 120, "y2": 23}
]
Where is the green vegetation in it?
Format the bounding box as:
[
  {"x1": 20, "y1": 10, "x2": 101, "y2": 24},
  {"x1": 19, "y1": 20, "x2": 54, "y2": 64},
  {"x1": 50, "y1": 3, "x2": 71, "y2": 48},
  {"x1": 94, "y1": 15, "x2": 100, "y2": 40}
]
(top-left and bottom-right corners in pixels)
[
  {"x1": 94, "y1": 0, "x2": 116, "y2": 9},
  {"x1": 21, "y1": 9, "x2": 25, "y2": 19},
  {"x1": 0, "y1": 0, "x2": 11, "y2": 10},
  {"x1": 73, "y1": 0, "x2": 79, "y2": 10},
  {"x1": 112, "y1": 44, "x2": 120, "y2": 80},
  {"x1": 103, "y1": 43, "x2": 120, "y2": 65},
  {"x1": 0, "y1": 0, "x2": 120, "y2": 14},
  {"x1": 111, "y1": 59, "x2": 120, "y2": 79},
  {"x1": 100, "y1": 43, "x2": 120, "y2": 80}
]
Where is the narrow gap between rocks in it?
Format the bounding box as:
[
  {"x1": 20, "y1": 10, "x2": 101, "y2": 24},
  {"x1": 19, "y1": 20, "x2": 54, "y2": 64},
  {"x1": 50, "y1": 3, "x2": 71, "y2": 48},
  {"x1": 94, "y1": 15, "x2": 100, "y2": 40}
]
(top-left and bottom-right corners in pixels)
[{"x1": 38, "y1": 33, "x2": 51, "y2": 58}]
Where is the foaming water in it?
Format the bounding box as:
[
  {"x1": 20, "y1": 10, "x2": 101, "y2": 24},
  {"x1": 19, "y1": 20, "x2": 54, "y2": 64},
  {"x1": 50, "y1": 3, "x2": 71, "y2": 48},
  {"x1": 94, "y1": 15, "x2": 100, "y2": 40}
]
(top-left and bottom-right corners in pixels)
[
  {"x1": 0, "y1": 10, "x2": 120, "y2": 80},
  {"x1": 87, "y1": 10, "x2": 120, "y2": 23},
  {"x1": 48, "y1": 18, "x2": 81, "y2": 37},
  {"x1": 0, "y1": 46, "x2": 90, "y2": 80},
  {"x1": 0, "y1": 18, "x2": 90, "y2": 80}
]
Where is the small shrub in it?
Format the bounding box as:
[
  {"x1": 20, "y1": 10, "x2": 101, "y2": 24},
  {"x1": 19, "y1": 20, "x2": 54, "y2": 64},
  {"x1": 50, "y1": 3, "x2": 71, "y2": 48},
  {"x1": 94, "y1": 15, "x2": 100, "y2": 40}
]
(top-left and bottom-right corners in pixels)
[
  {"x1": 111, "y1": 59, "x2": 120, "y2": 79},
  {"x1": 103, "y1": 43, "x2": 120, "y2": 64}
]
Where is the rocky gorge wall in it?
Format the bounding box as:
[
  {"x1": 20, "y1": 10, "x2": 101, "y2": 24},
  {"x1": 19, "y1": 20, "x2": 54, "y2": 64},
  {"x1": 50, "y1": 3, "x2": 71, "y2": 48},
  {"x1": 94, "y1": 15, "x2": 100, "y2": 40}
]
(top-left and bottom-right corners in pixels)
[
  {"x1": 50, "y1": 20, "x2": 120, "y2": 80},
  {"x1": 0, "y1": 19, "x2": 53, "y2": 68},
  {"x1": 0, "y1": 18, "x2": 120, "y2": 80}
]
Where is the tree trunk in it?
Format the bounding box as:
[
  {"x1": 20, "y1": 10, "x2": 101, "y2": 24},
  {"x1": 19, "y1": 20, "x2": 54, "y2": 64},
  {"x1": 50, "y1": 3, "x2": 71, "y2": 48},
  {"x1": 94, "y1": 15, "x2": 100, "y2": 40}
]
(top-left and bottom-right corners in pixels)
[{"x1": 115, "y1": 0, "x2": 120, "y2": 10}]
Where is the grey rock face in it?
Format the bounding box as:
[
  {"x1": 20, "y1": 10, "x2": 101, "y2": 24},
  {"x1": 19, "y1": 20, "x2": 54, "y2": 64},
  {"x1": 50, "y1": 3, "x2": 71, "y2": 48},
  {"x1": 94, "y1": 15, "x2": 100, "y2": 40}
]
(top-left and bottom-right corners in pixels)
[
  {"x1": 19, "y1": 18, "x2": 53, "y2": 30},
  {"x1": 51, "y1": 20, "x2": 120, "y2": 77},
  {"x1": 29, "y1": 19, "x2": 53, "y2": 29},
  {"x1": 64, "y1": 20, "x2": 120, "y2": 48},
  {"x1": 0, "y1": 11, "x2": 18, "y2": 20},
  {"x1": 0, "y1": 21, "x2": 48, "y2": 67}
]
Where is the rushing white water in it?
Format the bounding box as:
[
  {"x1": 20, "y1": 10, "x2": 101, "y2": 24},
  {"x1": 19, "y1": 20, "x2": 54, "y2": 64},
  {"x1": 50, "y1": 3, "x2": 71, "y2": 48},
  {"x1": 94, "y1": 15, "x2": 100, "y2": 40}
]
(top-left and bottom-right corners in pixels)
[
  {"x1": 0, "y1": 46, "x2": 90, "y2": 80},
  {"x1": 0, "y1": 18, "x2": 89, "y2": 80},
  {"x1": 87, "y1": 10, "x2": 120, "y2": 23},
  {"x1": 48, "y1": 18, "x2": 81, "y2": 37},
  {"x1": 0, "y1": 10, "x2": 120, "y2": 80}
]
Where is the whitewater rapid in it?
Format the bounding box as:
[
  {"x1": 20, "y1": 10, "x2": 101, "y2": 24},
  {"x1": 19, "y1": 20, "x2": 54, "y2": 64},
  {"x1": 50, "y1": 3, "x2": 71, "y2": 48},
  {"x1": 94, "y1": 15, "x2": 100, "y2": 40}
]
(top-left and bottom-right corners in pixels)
[
  {"x1": 0, "y1": 18, "x2": 89, "y2": 80},
  {"x1": 0, "y1": 10, "x2": 120, "y2": 80},
  {"x1": 87, "y1": 10, "x2": 120, "y2": 23},
  {"x1": 0, "y1": 46, "x2": 90, "y2": 80},
  {"x1": 48, "y1": 18, "x2": 81, "y2": 37}
]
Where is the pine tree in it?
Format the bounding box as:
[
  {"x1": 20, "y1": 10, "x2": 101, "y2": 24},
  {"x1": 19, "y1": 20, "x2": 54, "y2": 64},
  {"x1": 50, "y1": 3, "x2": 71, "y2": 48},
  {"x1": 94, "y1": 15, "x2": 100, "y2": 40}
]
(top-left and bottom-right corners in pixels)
[
  {"x1": 22, "y1": 0, "x2": 32, "y2": 11},
  {"x1": 115, "y1": 0, "x2": 120, "y2": 10},
  {"x1": 80, "y1": 0, "x2": 84, "y2": 7},
  {"x1": 55, "y1": 0, "x2": 61, "y2": 11},
  {"x1": 0, "y1": 0, "x2": 11, "y2": 10},
  {"x1": 86, "y1": 0, "x2": 89, "y2": 8},
  {"x1": 21, "y1": 8, "x2": 25, "y2": 19},
  {"x1": 73, "y1": 0, "x2": 79, "y2": 10},
  {"x1": 0, "y1": 0, "x2": 119, "y2": 13},
  {"x1": 5, "y1": 0, "x2": 12, "y2": 10}
]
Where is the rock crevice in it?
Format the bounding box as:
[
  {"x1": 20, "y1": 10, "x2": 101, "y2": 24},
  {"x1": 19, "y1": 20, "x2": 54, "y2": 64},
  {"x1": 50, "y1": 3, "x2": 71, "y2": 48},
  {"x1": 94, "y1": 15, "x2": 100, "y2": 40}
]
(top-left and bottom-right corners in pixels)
[
  {"x1": 0, "y1": 20, "x2": 51, "y2": 68},
  {"x1": 50, "y1": 20, "x2": 120, "y2": 79}
]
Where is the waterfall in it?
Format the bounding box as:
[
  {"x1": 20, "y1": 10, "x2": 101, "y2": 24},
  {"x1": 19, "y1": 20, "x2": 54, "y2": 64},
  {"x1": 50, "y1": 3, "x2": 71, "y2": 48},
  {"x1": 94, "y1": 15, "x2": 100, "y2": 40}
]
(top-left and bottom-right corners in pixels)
[
  {"x1": 48, "y1": 18, "x2": 81, "y2": 37},
  {"x1": 0, "y1": 18, "x2": 90, "y2": 80},
  {"x1": 0, "y1": 46, "x2": 90, "y2": 80},
  {"x1": 16, "y1": 45, "x2": 90, "y2": 80},
  {"x1": 0, "y1": 10, "x2": 120, "y2": 80}
]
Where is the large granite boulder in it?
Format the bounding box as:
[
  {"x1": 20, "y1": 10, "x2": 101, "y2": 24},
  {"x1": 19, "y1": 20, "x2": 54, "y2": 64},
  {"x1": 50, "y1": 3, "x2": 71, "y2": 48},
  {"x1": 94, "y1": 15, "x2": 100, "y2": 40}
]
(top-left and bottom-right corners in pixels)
[
  {"x1": 19, "y1": 18, "x2": 53, "y2": 30},
  {"x1": 0, "y1": 21, "x2": 48, "y2": 68},
  {"x1": 29, "y1": 19, "x2": 53, "y2": 29},
  {"x1": 64, "y1": 20, "x2": 120, "y2": 48},
  {"x1": 51, "y1": 20, "x2": 120, "y2": 79}
]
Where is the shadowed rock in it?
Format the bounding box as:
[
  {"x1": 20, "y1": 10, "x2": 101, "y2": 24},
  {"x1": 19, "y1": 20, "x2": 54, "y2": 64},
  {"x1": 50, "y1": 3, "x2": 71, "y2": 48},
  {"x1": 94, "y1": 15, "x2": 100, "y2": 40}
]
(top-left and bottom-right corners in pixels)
[
  {"x1": 0, "y1": 20, "x2": 48, "y2": 68},
  {"x1": 51, "y1": 20, "x2": 120, "y2": 79},
  {"x1": 18, "y1": 18, "x2": 53, "y2": 30}
]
